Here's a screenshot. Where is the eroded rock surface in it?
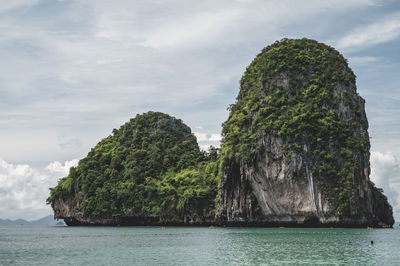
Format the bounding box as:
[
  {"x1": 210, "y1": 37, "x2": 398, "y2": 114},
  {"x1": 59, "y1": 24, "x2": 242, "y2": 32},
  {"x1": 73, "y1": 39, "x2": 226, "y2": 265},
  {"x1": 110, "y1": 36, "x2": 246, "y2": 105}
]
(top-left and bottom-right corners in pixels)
[{"x1": 217, "y1": 39, "x2": 394, "y2": 227}]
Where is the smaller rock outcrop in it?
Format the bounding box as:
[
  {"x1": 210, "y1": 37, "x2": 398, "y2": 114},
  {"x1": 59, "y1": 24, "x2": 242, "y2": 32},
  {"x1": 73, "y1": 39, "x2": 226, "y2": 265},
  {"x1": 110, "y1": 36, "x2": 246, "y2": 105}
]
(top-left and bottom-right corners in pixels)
[{"x1": 47, "y1": 111, "x2": 218, "y2": 226}]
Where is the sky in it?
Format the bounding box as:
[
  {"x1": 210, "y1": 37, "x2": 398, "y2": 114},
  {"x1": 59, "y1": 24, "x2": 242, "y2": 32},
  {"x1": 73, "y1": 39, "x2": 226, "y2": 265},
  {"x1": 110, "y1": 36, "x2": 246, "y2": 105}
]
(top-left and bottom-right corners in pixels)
[{"x1": 0, "y1": 0, "x2": 399, "y2": 221}]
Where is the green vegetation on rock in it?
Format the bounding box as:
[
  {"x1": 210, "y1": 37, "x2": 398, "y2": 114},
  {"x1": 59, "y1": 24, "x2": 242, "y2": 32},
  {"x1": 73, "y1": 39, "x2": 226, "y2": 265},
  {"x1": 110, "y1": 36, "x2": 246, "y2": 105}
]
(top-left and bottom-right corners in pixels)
[
  {"x1": 220, "y1": 38, "x2": 375, "y2": 215},
  {"x1": 47, "y1": 111, "x2": 218, "y2": 218}
]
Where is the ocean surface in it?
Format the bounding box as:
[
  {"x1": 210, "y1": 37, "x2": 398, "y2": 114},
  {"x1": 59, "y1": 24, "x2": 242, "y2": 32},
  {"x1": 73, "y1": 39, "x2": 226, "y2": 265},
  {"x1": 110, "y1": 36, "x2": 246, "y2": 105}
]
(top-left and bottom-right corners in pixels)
[{"x1": 1, "y1": 225, "x2": 399, "y2": 265}]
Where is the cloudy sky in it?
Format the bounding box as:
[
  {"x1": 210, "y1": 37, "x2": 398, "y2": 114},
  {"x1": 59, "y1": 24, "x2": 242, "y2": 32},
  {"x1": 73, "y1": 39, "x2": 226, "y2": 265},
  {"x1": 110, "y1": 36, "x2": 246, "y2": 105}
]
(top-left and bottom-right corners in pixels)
[{"x1": 0, "y1": 0, "x2": 399, "y2": 221}]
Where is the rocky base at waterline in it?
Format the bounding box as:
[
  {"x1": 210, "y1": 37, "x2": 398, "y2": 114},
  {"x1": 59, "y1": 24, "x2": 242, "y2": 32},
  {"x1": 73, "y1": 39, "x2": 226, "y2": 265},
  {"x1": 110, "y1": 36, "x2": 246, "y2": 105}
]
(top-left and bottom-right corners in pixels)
[
  {"x1": 62, "y1": 216, "x2": 215, "y2": 226},
  {"x1": 53, "y1": 198, "x2": 215, "y2": 226},
  {"x1": 55, "y1": 193, "x2": 392, "y2": 227},
  {"x1": 59, "y1": 216, "x2": 392, "y2": 228}
]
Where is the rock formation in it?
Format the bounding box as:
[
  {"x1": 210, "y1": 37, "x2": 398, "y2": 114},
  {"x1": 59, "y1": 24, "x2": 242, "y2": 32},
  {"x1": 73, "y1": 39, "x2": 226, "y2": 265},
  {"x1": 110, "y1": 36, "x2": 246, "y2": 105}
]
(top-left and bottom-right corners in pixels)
[
  {"x1": 47, "y1": 111, "x2": 218, "y2": 225},
  {"x1": 218, "y1": 38, "x2": 394, "y2": 227},
  {"x1": 48, "y1": 39, "x2": 394, "y2": 228}
]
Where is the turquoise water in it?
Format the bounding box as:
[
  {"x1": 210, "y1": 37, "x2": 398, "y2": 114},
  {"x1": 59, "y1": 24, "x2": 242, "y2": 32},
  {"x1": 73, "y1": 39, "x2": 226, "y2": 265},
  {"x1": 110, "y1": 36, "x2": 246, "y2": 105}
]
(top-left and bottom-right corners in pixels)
[{"x1": 1, "y1": 225, "x2": 399, "y2": 265}]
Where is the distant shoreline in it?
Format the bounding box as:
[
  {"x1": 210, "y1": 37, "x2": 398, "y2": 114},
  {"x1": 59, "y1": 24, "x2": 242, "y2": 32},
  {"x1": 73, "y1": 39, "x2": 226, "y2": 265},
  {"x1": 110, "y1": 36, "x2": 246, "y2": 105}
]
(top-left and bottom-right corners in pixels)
[{"x1": 0, "y1": 215, "x2": 65, "y2": 226}]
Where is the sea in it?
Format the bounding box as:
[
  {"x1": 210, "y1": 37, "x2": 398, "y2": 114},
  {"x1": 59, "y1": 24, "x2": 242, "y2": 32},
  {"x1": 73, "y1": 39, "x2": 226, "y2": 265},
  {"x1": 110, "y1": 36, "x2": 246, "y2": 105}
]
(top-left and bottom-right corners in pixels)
[{"x1": 1, "y1": 225, "x2": 399, "y2": 265}]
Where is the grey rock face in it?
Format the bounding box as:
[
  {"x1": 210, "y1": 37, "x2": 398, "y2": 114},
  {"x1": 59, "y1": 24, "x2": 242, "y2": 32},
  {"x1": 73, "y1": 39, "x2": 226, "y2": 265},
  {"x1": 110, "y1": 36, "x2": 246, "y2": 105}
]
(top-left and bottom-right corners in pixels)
[
  {"x1": 218, "y1": 72, "x2": 394, "y2": 228},
  {"x1": 53, "y1": 195, "x2": 215, "y2": 226}
]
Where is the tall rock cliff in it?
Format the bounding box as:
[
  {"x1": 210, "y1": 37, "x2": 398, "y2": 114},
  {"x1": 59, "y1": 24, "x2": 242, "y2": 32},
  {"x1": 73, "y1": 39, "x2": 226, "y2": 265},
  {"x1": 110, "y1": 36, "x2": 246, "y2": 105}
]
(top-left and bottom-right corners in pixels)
[{"x1": 218, "y1": 38, "x2": 394, "y2": 227}]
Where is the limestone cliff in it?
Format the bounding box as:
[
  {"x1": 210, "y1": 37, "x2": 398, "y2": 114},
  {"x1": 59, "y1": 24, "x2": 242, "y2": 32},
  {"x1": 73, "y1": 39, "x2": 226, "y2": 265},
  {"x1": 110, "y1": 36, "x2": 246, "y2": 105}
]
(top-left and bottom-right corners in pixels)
[{"x1": 218, "y1": 38, "x2": 394, "y2": 227}]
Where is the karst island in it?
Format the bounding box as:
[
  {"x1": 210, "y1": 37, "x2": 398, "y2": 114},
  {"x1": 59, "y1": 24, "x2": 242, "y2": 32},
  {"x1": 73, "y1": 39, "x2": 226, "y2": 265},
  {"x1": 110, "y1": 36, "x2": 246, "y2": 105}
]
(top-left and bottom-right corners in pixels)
[{"x1": 47, "y1": 38, "x2": 394, "y2": 228}]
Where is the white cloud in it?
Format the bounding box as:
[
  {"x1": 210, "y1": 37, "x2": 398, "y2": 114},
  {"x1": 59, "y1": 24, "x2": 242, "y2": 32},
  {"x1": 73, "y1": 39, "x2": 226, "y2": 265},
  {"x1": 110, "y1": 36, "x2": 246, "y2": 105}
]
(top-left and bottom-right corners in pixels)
[
  {"x1": 195, "y1": 132, "x2": 222, "y2": 151},
  {"x1": 336, "y1": 12, "x2": 400, "y2": 50},
  {"x1": 209, "y1": 134, "x2": 222, "y2": 142},
  {"x1": 0, "y1": 158, "x2": 78, "y2": 220},
  {"x1": 370, "y1": 151, "x2": 400, "y2": 221},
  {"x1": 194, "y1": 133, "x2": 208, "y2": 142},
  {"x1": 194, "y1": 132, "x2": 222, "y2": 142},
  {"x1": 46, "y1": 159, "x2": 79, "y2": 175}
]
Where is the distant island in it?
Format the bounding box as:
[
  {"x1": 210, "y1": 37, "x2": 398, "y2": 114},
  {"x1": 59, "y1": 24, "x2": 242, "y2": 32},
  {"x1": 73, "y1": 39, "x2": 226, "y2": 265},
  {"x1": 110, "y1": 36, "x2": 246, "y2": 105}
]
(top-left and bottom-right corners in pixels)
[
  {"x1": 47, "y1": 38, "x2": 394, "y2": 228},
  {"x1": 0, "y1": 215, "x2": 65, "y2": 226}
]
